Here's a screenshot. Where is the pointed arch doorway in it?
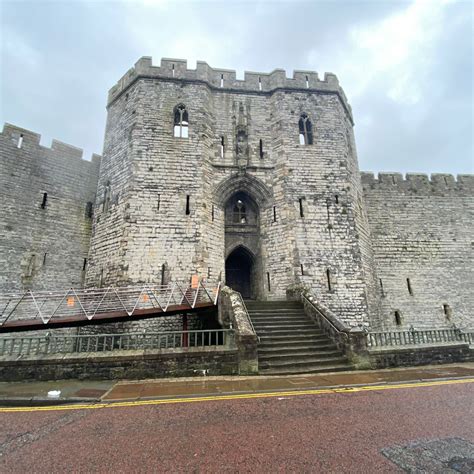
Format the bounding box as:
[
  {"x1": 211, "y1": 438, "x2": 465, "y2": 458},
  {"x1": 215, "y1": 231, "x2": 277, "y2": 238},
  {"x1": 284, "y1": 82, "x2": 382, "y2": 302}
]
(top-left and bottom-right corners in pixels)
[
  {"x1": 225, "y1": 246, "x2": 255, "y2": 299},
  {"x1": 223, "y1": 191, "x2": 261, "y2": 300}
]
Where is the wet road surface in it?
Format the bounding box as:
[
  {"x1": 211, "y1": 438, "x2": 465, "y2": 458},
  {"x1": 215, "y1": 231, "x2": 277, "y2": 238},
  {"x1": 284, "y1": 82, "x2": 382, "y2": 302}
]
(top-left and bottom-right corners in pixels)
[{"x1": 1, "y1": 379, "x2": 472, "y2": 472}]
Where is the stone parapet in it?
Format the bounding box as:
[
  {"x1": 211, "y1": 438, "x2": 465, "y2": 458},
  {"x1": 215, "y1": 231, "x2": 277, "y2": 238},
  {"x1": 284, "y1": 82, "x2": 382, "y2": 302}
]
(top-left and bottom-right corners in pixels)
[
  {"x1": 1, "y1": 123, "x2": 101, "y2": 164},
  {"x1": 361, "y1": 171, "x2": 474, "y2": 195},
  {"x1": 218, "y1": 286, "x2": 258, "y2": 374},
  {"x1": 107, "y1": 57, "x2": 352, "y2": 121}
]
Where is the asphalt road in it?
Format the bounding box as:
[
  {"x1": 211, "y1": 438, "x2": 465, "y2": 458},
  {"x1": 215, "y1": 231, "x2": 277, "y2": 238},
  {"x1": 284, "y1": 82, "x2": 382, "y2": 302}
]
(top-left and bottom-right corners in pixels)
[{"x1": 0, "y1": 380, "x2": 473, "y2": 472}]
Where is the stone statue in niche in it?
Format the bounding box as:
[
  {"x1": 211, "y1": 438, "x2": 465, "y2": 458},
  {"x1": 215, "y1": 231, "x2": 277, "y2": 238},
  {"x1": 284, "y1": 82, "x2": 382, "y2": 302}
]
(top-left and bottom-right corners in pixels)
[
  {"x1": 235, "y1": 100, "x2": 250, "y2": 166},
  {"x1": 236, "y1": 129, "x2": 248, "y2": 157}
]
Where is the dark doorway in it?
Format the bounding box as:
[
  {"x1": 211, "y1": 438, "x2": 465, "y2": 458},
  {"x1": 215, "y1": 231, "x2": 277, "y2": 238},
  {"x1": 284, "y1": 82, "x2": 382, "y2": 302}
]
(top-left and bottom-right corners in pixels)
[{"x1": 225, "y1": 246, "x2": 254, "y2": 299}]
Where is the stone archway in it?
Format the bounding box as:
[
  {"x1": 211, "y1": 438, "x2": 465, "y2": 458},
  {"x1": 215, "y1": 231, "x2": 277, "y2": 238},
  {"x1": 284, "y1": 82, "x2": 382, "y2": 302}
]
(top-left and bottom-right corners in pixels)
[
  {"x1": 215, "y1": 173, "x2": 272, "y2": 300},
  {"x1": 225, "y1": 246, "x2": 255, "y2": 299}
]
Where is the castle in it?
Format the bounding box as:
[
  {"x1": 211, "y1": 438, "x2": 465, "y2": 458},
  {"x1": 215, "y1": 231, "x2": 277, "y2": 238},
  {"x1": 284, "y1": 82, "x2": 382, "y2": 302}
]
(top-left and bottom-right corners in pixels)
[{"x1": 1, "y1": 57, "x2": 473, "y2": 336}]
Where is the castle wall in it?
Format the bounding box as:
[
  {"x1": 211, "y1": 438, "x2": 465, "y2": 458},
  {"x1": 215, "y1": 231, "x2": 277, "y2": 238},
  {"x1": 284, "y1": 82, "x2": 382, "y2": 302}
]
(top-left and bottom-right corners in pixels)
[
  {"x1": 89, "y1": 57, "x2": 375, "y2": 328},
  {"x1": 0, "y1": 123, "x2": 101, "y2": 292},
  {"x1": 362, "y1": 173, "x2": 474, "y2": 330},
  {"x1": 268, "y1": 90, "x2": 374, "y2": 327}
]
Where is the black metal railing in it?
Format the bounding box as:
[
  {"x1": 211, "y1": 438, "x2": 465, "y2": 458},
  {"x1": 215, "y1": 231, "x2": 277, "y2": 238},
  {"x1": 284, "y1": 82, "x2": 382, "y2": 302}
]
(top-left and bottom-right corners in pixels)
[
  {"x1": 0, "y1": 329, "x2": 234, "y2": 357},
  {"x1": 368, "y1": 328, "x2": 473, "y2": 348}
]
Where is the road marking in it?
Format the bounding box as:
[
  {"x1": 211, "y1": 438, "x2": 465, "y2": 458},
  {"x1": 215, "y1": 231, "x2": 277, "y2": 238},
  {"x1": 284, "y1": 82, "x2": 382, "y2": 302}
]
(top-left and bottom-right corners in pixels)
[{"x1": 0, "y1": 378, "x2": 472, "y2": 413}]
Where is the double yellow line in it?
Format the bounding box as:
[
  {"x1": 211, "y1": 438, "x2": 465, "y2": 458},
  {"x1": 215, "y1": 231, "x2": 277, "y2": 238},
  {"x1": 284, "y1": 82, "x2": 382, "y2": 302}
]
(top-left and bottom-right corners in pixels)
[{"x1": 1, "y1": 378, "x2": 472, "y2": 413}]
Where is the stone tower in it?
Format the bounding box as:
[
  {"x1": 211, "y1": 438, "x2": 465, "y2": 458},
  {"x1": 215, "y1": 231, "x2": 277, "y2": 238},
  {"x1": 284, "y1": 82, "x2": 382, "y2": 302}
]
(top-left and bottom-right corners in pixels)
[{"x1": 86, "y1": 57, "x2": 379, "y2": 328}]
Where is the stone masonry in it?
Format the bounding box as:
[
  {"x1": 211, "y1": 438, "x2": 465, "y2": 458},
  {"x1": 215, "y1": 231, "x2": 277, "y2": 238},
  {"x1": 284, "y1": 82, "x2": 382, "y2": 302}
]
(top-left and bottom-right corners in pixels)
[
  {"x1": 0, "y1": 57, "x2": 472, "y2": 334},
  {"x1": 0, "y1": 123, "x2": 100, "y2": 292}
]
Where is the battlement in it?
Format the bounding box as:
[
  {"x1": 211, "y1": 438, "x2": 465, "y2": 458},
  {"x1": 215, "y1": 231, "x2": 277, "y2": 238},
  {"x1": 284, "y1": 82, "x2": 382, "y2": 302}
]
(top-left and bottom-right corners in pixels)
[
  {"x1": 1, "y1": 123, "x2": 101, "y2": 165},
  {"x1": 361, "y1": 172, "x2": 474, "y2": 194},
  {"x1": 108, "y1": 57, "x2": 352, "y2": 120}
]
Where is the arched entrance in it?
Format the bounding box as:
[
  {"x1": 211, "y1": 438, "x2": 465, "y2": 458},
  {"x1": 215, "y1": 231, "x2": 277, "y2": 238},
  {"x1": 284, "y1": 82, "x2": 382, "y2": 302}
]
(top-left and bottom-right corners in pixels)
[
  {"x1": 225, "y1": 246, "x2": 255, "y2": 299},
  {"x1": 223, "y1": 191, "x2": 260, "y2": 299}
]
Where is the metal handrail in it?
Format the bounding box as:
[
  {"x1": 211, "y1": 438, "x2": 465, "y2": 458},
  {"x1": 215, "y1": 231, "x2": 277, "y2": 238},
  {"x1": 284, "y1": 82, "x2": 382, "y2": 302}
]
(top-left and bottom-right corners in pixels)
[
  {"x1": 234, "y1": 291, "x2": 259, "y2": 341},
  {"x1": 367, "y1": 327, "x2": 471, "y2": 348},
  {"x1": 301, "y1": 294, "x2": 349, "y2": 342},
  {"x1": 0, "y1": 329, "x2": 234, "y2": 356}
]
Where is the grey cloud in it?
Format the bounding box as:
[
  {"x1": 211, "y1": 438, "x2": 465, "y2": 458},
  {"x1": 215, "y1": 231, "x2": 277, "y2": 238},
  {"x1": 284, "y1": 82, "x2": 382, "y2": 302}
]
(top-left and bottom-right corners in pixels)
[{"x1": 1, "y1": 0, "x2": 472, "y2": 174}]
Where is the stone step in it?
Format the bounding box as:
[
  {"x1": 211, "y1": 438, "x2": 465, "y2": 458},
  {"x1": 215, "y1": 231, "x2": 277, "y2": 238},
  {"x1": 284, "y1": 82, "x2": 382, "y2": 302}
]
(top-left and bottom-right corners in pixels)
[
  {"x1": 250, "y1": 314, "x2": 307, "y2": 320},
  {"x1": 258, "y1": 350, "x2": 343, "y2": 361},
  {"x1": 258, "y1": 334, "x2": 328, "y2": 342},
  {"x1": 258, "y1": 343, "x2": 338, "y2": 353},
  {"x1": 255, "y1": 328, "x2": 323, "y2": 335},
  {"x1": 259, "y1": 355, "x2": 349, "y2": 370},
  {"x1": 252, "y1": 322, "x2": 318, "y2": 330},
  {"x1": 259, "y1": 363, "x2": 353, "y2": 376},
  {"x1": 251, "y1": 318, "x2": 308, "y2": 324},
  {"x1": 247, "y1": 309, "x2": 305, "y2": 314},
  {"x1": 245, "y1": 301, "x2": 302, "y2": 307}
]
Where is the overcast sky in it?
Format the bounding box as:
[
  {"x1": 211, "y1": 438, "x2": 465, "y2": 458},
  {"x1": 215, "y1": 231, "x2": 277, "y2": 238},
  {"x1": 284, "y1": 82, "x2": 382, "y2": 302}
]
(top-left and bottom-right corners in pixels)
[{"x1": 1, "y1": 0, "x2": 472, "y2": 174}]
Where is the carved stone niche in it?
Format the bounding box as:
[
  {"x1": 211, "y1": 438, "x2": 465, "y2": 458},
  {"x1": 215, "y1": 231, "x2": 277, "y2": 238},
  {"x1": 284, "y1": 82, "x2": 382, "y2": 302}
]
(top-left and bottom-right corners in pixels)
[{"x1": 236, "y1": 128, "x2": 248, "y2": 163}]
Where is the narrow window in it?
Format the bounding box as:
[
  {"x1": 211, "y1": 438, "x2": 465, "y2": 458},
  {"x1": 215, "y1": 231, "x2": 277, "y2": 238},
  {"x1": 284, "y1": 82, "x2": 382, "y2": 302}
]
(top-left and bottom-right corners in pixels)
[
  {"x1": 173, "y1": 104, "x2": 189, "y2": 138},
  {"x1": 41, "y1": 192, "x2": 48, "y2": 209},
  {"x1": 43, "y1": 253, "x2": 47, "y2": 265},
  {"x1": 157, "y1": 194, "x2": 160, "y2": 211},
  {"x1": 220, "y1": 74, "x2": 224, "y2": 87},
  {"x1": 305, "y1": 75, "x2": 309, "y2": 88},
  {"x1": 326, "y1": 269, "x2": 332, "y2": 292},
  {"x1": 299, "y1": 198, "x2": 304, "y2": 218},
  {"x1": 259, "y1": 139, "x2": 264, "y2": 159},
  {"x1": 233, "y1": 199, "x2": 247, "y2": 224},
  {"x1": 82, "y1": 258, "x2": 87, "y2": 271},
  {"x1": 220, "y1": 136, "x2": 225, "y2": 158},
  {"x1": 273, "y1": 206, "x2": 277, "y2": 222},
  {"x1": 300, "y1": 264, "x2": 304, "y2": 276},
  {"x1": 394, "y1": 311, "x2": 402, "y2": 326},
  {"x1": 267, "y1": 272, "x2": 271, "y2": 291},
  {"x1": 298, "y1": 113, "x2": 313, "y2": 145},
  {"x1": 407, "y1": 278, "x2": 413, "y2": 295},
  {"x1": 125, "y1": 93, "x2": 129, "y2": 101},
  {"x1": 17, "y1": 134, "x2": 24, "y2": 148},
  {"x1": 103, "y1": 182, "x2": 111, "y2": 212},
  {"x1": 185, "y1": 195, "x2": 190, "y2": 215},
  {"x1": 172, "y1": 63, "x2": 175, "y2": 77},
  {"x1": 207, "y1": 267, "x2": 211, "y2": 278},
  {"x1": 99, "y1": 269, "x2": 104, "y2": 288},
  {"x1": 379, "y1": 279, "x2": 385, "y2": 297},
  {"x1": 443, "y1": 304, "x2": 452, "y2": 320},
  {"x1": 258, "y1": 77, "x2": 262, "y2": 91},
  {"x1": 85, "y1": 202, "x2": 93, "y2": 218},
  {"x1": 212, "y1": 204, "x2": 215, "y2": 222},
  {"x1": 161, "y1": 264, "x2": 166, "y2": 286},
  {"x1": 335, "y1": 195, "x2": 339, "y2": 204}
]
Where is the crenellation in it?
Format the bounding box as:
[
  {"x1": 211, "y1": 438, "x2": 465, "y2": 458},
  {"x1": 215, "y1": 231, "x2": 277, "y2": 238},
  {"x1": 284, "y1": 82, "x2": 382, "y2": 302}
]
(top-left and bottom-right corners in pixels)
[
  {"x1": 1, "y1": 123, "x2": 101, "y2": 164},
  {"x1": 51, "y1": 139, "x2": 84, "y2": 160},
  {"x1": 378, "y1": 172, "x2": 404, "y2": 185},
  {"x1": 456, "y1": 174, "x2": 474, "y2": 190},
  {"x1": 2, "y1": 123, "x2": 41, "y2": 146},
  {"x1": 361, "y1": 171, "x2": 474, "y2": 195},
  {"x1": 107, "y1": 57, "x2": 351, "y2": 121}
]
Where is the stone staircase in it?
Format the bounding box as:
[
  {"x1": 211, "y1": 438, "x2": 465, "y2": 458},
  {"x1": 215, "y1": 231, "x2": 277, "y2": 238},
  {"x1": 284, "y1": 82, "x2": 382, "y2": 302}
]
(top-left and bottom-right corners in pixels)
[{"x1": 245, "y1": 300, "x2": 352, "y2": 375}]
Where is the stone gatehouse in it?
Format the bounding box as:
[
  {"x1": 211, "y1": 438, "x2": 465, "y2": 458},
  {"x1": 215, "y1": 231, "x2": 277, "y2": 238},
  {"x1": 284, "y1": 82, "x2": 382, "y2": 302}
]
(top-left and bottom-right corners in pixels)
[{"x1": 1, "y1": 57, "x2": 473, "y2": 332}]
